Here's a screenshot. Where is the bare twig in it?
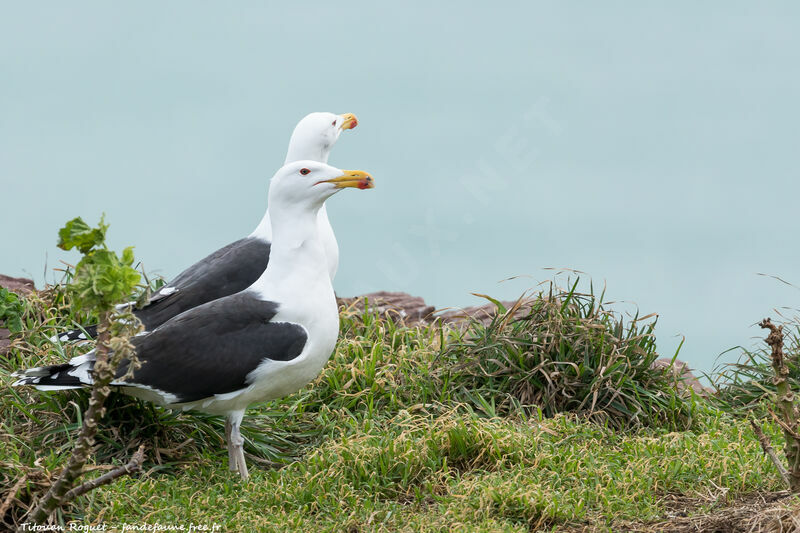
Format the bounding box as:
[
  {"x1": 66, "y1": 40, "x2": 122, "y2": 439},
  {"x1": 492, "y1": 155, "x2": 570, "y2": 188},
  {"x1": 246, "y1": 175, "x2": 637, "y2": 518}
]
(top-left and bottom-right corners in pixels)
[
  {"x1": 751, "y1": 419, "x2": 791, "y2": 488},
  {"x1": 759, "y1": 318, "x2": 800, "y2": 492},
  {"x1": 63, "y1": 445, "x2": 145, "y2": 501},
  {"x1": 769, "y1": 407, "x2": 800, "y2": 441},
  {"x1": 28, "y1": 312, "x2": 115, "y2": 522},
  {"x1": 0, "y1": 473, "x2": 28, "y2": 522}
]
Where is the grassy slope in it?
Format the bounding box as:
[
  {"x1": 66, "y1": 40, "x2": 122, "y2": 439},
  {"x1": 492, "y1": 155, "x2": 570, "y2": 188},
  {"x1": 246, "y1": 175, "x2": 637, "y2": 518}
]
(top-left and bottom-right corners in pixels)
[
  {"x1": 0, "y1": 286, "x2": 794, "y2": 531},
  {"x1": 46, "y1": 409, "x2": 779, "y2": 532},
  {"x1": 72, "y1": 410, "x2": 781, "y2": 531}
]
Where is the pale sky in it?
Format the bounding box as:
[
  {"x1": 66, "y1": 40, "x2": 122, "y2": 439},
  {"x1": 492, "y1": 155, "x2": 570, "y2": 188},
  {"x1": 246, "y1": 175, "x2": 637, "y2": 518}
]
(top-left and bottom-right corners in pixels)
[{"x1": 2, "y1": 2, "x2": 799, "y2": 373}]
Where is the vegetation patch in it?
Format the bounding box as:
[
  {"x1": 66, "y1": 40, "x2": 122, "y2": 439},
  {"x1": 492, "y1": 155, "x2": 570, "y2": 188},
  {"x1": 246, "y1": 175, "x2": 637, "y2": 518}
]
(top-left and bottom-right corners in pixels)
[
  {"x1": 442, "y1": 281, "x2": 692, "y2": 429},
  {"x1": 1, "y1": 275, "x2": 799, "y2": 530},
  {"x1": 715, "y1": 319, "x2": 800, "y2": 411}
]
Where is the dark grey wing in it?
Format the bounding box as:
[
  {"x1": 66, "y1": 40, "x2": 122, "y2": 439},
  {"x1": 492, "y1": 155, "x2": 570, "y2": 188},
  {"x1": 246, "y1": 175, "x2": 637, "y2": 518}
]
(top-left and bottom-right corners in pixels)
[
  {"x1": 136, "y1": 237, "x2": 271, "y2": 330},
  {"x1": 118, "y1": 291, "x2": 306, "y2": 404},
  {"x1": 51, "y1": 237, "x2": 272, "y2": 343}
]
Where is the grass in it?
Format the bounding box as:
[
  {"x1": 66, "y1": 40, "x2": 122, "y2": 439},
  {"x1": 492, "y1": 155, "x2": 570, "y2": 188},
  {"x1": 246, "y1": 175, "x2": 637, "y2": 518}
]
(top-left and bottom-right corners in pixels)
[
  {"x1": 440, "y1": 281, "x2": 691, "y2": 429},
  {"x1": 714, "y1": 319, "x2": 800, "y2": 412},
  {"x1": 1, "y1": 279, "x2": 799, "y2": 531},
  {"x1": 39, "y1": 408, "x2": 782, "y2": 532}
]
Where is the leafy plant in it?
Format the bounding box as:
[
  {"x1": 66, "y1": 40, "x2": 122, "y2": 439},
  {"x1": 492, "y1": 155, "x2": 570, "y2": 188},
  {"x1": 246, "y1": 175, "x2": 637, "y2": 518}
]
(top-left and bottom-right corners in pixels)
[
  {"x1": 57, "y1": 215, "x2": 140, "y2": 312},
  {"x1": 27, "y1": 216, "x2": 144, "y2": 524},
  {"x1": 0, "y1": 287, "x2": 25, "y2": 334}
]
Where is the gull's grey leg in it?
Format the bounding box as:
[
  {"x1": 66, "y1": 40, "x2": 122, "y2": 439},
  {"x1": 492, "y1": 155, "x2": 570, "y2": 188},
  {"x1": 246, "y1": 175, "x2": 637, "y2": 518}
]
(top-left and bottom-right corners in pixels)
[
  {"x1": 226, "y1": 410, "x2": 249, "y2": 480},
  {"x1": 225, "y1": 416, "x2": 235, "y2": 472}
]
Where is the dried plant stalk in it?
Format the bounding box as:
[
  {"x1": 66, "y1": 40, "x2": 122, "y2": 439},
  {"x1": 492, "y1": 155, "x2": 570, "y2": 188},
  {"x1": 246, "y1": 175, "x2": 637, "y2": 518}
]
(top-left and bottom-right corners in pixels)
[
  {"x1": 759, "y1": 318, "x2": 800, "y2": 492},
  {"x1": 751, "y1": 418, "x2": 791, "y2": 488},
  {"x1": 27, "y1": 310, "x2": 144, "y2": 523}
]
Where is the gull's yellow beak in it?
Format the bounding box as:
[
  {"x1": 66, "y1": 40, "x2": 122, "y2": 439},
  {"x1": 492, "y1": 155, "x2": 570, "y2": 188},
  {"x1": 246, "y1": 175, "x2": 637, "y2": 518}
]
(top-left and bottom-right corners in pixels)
[
  {"x1": 339, "y1": 113, "x2": 358, "y2": 130},
  {"x1": 320, "y1": 170, "x2": 374, "y2": 190}
]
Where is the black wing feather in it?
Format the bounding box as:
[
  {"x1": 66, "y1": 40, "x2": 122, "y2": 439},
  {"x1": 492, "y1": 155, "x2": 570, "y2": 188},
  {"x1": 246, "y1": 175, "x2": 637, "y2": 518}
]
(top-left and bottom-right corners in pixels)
[
  {"x1": 137, "y1": 237, "x2": 271, "y2": 330},
  {"x1": 119, "y1": 291, "x2": 306, "y2": 404}
]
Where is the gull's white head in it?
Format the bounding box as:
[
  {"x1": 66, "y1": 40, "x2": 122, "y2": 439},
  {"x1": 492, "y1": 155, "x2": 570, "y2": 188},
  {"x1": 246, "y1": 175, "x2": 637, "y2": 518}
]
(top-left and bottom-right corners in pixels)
[
  {"x1": 284, "y1": 112, "x2": 358, "y2": 165},
  {"x1": 268, "y1": 161, "x2": 373, "y2": 216}
]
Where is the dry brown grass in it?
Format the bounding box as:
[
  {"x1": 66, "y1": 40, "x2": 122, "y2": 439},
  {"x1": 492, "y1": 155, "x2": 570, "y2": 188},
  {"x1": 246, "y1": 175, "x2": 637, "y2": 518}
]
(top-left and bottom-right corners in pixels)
[{"x1": 563, "y1": 492, "x2": 800, "y2": 533}]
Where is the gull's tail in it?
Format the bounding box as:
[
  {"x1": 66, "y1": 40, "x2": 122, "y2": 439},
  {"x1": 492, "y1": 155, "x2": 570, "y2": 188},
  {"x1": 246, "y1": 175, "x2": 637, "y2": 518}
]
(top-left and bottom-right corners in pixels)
[
  {"x1": 49, "y1": 299, "x2": 140, "y2": 343},
  {"x1": 48, "y1": 324, "x2": 98, "y2": 344},
  {"x1": 11, "y1": 354, "x2": 94, "y2": 390}
]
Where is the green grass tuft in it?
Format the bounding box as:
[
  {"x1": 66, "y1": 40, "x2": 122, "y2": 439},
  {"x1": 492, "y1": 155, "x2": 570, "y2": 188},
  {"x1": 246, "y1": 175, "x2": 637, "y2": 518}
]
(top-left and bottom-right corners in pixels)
[
  {"x1": 714, "y1": 318, "x2": 800, "y2": 412},
  {"x1": 441, "y1": 280, "x2": 693, "y2": 429}
]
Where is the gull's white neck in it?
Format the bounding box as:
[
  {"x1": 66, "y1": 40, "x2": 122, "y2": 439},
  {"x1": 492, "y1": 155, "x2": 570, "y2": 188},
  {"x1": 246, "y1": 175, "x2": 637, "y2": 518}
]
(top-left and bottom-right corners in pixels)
[
  {"x1": 249, "y1": 135, "x2": 339, "y2": 280},
  {"x1": 250, "y1": 202, "x2": 334, "y2": 309},
  {"x1": 250, "y1": 202, "x2": 332, "y2": 246},
  {"x1": 284, "y1": 139, "x2": 331, "y2": 167}
]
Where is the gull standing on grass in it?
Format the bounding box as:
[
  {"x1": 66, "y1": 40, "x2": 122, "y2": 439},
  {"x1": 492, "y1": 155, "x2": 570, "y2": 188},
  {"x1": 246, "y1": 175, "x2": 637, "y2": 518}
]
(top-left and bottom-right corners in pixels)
[
  {"x1": 53, "y1": 112, "x2": 358, "y2": 342},
  {"x1": 15, "y1": 161, "x2": 375, "y2": 479}
]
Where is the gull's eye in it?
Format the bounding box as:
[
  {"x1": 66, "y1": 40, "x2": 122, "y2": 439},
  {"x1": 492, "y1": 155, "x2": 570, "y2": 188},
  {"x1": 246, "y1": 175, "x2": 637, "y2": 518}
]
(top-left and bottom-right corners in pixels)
[
  {"x1": 331, "y1": 119, "x2": 337, "y2": 126},
  {"x1": 300, "y1": 168, "x2": 311, "y2": 176}
]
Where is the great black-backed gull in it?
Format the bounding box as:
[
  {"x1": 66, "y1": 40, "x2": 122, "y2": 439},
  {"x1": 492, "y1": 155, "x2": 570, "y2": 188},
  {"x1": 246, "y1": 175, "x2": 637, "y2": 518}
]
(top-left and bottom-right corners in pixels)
[
  {"x1": 53, "y1": 112, "x2": 358, "y2": 342},
  {"x1": 15, "y1": 161, "x2": 374, "y2": 479}
]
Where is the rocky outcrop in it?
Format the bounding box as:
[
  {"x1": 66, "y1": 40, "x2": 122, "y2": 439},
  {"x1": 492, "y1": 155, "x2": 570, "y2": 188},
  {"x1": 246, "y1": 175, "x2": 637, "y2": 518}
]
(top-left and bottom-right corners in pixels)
[
  {"x1": 0, "y1": 331, "x2": 10, "y2": 355},
  {"x1": 0, "y1": 274, "x2": 35, "y2": 295},
  {"x1": 338, "y1": 291, "x2": 436, "y2": 322},
  {"x1": 437, "y1": 299, "x2": 536, "y2": 326},
  {"x1": 337, "y1": 292, "x2": 532, "y2": 326},
  {"x1": 652, "y1": 358, "x2": 714, "y2": 396}
]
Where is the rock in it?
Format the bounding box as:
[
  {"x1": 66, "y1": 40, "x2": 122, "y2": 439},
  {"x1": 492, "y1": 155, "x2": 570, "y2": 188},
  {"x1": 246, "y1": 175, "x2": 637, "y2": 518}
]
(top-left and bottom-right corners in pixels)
[
  {"x1": 0, "y1": 328, "x2": 9, "y2": 354},
  {"x1": 338, "y1": 291, "x2": 533, "y2": 327},
  {"x1": 436, "y1": 299, "x2": 534, "y2": 327},
  {"x1": 0, "y1": 274, "x2": 35, "y2": 294},
  {"x1": 652, "y1": 358, "x2": 713, "y2": 396},
  {"x1": 338, "y1": 291, "x2": 436, "y2": 323}
]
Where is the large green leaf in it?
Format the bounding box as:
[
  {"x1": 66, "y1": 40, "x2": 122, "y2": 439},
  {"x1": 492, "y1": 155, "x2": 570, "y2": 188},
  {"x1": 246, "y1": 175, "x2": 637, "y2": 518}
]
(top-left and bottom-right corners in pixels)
[
  {"x1": 0, "y1": 287, "x2": 25, "y2": 333},
  {"x1": 70, "y1": 249, "x2": 141, "y2": 312},
  {"x1": 56, "y1": 215, "x2": 141, "y2": 313},
  {"x1": 58, "y1": 216, "x2": 108, "y2": 254}
]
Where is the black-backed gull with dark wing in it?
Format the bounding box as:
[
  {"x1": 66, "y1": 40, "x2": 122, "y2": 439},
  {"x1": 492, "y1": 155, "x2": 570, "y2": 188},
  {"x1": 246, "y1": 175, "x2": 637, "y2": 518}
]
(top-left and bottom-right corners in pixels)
[
  {"x1": 53, "y1": 112, "x2": 358, "y2": 342},
  {"x1": 15, "y1": 161, "x2": 374, "y2": 479}
]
